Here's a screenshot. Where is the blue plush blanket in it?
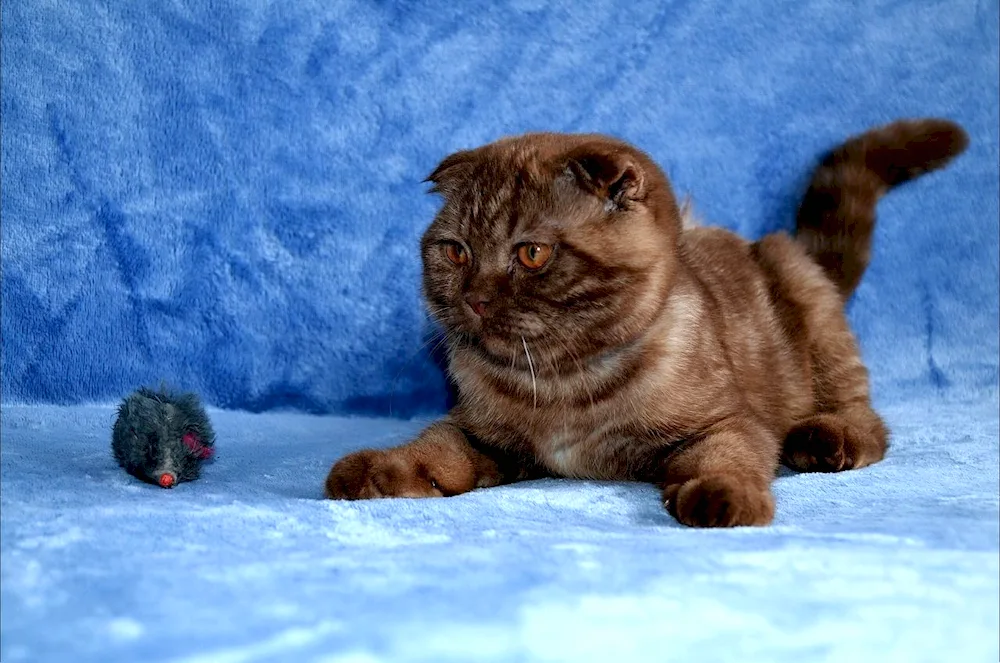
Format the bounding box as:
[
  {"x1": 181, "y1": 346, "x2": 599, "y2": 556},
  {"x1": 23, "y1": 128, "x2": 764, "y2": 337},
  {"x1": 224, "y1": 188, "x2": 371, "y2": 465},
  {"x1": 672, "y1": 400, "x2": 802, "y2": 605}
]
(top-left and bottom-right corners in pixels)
[{"x1": 2, "y1": 0, "x2": 998, "y2": 661}]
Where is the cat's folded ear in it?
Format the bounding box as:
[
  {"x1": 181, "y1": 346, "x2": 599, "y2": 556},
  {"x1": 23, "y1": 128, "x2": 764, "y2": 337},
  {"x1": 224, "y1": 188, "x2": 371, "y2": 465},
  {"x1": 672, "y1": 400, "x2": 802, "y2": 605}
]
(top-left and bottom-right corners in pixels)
[
  {"x1": 425, "y1": 149, "x2": 477, "y2": 197},
  {"x1": 563, "y1": 143, "x2": 646, "y2": 209}
]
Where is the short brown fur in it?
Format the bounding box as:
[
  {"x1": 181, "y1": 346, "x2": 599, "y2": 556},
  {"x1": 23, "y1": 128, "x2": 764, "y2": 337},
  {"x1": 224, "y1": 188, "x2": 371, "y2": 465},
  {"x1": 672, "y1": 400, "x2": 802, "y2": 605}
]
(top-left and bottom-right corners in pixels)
[{"x1": 325, "y1": 119, "x2": 968, "y2": 528}]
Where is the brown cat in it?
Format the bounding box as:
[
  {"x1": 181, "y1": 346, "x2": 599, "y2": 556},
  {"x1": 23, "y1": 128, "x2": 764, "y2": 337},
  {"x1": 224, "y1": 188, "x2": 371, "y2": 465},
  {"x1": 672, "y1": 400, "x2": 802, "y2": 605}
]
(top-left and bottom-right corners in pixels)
[{"x1": 325, "y1": 119, "x2": 968, "y2": 528}]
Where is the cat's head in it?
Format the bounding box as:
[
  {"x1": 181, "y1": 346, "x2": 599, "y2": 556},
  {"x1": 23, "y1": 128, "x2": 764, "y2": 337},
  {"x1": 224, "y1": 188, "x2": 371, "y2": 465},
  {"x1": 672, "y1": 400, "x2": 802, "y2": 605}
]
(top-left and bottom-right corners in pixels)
[{"x1": 421, "y1": 133, "x2": 682, "y2": 371}]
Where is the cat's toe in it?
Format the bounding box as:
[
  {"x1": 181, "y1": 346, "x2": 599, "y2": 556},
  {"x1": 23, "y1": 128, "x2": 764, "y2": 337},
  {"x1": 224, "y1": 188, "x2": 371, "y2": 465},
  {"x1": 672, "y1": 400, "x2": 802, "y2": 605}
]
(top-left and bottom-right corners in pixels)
[
  {"x1": 666, "y1": 474, "x2": 774, "y2": 528},
  {"x1": 325, "y1": 450, "x2": 390, "y2": 499},
  {"x1": 325, "y1": 448, "x2": 445, "y2": 500}
]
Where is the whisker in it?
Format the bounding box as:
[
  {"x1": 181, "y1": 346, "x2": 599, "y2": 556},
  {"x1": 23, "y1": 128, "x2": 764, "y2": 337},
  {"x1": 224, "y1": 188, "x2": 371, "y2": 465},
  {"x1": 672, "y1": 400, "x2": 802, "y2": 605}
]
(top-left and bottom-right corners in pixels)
[
  {"x1": 421, "y1": 306, "x2": 453, "y2": 322},
  {"x1": 521, "y1": 335, "x2": 537, "y2": 409}
]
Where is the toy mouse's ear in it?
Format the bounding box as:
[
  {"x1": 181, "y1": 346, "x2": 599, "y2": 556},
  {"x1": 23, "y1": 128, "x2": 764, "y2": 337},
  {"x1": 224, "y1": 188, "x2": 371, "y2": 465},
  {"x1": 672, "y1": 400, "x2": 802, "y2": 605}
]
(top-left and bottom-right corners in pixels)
[{"x1": 425, "y1": 148, "x2": 478, "y2": 197}]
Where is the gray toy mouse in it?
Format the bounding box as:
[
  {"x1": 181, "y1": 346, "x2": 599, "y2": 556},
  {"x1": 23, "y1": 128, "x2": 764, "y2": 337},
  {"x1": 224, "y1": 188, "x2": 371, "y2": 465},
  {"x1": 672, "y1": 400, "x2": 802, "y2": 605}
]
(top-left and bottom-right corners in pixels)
[{"x1": 111, "y1": 386, "x2": 216, "y2": 488}]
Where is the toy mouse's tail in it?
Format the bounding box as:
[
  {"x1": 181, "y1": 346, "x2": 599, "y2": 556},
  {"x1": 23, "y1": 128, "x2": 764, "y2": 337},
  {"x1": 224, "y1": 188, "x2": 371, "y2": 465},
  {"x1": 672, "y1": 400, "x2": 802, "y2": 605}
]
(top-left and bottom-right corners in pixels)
[{"x1": 795, "y1": 118, "x2": 969, "y2": 298}]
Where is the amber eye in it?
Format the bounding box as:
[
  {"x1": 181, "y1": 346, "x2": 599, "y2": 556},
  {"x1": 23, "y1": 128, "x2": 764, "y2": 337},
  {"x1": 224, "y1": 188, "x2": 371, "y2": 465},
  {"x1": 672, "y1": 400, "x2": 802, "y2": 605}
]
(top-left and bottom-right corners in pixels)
[
  {"x1": 517, "y1": 243, "x2": 553, "y2": 270},
  {"x1": 444, "y1": 243, "x2": 468, "y2": 266}
]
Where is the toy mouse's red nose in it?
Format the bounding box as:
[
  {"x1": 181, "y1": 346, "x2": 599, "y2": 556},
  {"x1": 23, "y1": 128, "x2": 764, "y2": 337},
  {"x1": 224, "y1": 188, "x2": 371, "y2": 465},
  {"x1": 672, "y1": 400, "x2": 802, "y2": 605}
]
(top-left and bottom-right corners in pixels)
[{"x1": 158, "y1": 473, "x2": 175, "y2": 488}]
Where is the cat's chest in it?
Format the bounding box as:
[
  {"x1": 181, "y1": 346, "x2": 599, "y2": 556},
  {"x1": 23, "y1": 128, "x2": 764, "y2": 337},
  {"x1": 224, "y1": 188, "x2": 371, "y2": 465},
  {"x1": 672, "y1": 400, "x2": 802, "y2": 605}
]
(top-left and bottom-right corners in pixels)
[
  {"x1": 452, "y1": 350, "x2": 667, "y2": 480},
  {"x1": 506, "y1": 410, "x2": 629, "y2": 480},
  {"x1": 532, "y1": 423, "x2": 590, "y2": 477}
]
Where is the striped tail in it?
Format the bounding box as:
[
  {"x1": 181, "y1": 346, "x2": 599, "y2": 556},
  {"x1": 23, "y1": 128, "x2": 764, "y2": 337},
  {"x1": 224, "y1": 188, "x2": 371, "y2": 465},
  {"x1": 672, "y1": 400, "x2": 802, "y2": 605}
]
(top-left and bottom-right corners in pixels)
[{"x1": 795, "y1": 118, "x2": 969, "y2": 298}]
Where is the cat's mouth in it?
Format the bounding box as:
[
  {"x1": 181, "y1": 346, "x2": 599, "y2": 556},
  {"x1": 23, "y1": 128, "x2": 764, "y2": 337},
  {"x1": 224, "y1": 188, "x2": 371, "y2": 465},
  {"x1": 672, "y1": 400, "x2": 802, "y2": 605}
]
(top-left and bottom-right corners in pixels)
[
  {"x1": 447, "y1": 308, "x2": 535, "y2": 342},
  {"x1": 480, "y1": 331, "x2": 532, "y2": 357},
  {"x1": 473, "y1": 334, "x2": 545, "y2": 372},
  {"x1": 467, "y1": 327, "x2": 636, "y2": 380},
  {"x1": 435, "y1": 304, "x2": 569, "y2": 369},
  {"x1": 449, "y1": 320, "x2": 546, "y2": 367}
]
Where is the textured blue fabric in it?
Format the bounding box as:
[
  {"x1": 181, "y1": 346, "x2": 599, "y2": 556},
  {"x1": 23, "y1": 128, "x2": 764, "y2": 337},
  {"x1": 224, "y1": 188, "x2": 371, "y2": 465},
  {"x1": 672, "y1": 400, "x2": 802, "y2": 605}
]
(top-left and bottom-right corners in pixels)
[
  {"x1": 1, "y1": 399, "x2": 998, "y2": 662},
  {"x1": 2, "y1": 0, "x2": 999, "y2": 661},
  {"x1": 3, "y1": 0, "x2": 997, "y2": 413}
]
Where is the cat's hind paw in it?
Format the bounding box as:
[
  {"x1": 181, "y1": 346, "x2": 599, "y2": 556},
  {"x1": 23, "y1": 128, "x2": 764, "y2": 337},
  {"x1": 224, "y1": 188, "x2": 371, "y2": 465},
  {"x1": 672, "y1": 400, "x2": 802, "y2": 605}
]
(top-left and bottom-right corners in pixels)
[{"x1": 782, "y1": 412, "x2": 885, "y2": 473}]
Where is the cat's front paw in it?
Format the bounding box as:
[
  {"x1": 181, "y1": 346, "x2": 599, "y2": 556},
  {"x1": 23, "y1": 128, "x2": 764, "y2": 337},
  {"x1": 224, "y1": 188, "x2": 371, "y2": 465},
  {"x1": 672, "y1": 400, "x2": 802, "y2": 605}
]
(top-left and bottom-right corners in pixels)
[
  {"x1": 664, "y1": 474, "x2": 774, "y2": 528},
  {"x1": 324, "y1": 449, "x2": 444, "y2": 500}
]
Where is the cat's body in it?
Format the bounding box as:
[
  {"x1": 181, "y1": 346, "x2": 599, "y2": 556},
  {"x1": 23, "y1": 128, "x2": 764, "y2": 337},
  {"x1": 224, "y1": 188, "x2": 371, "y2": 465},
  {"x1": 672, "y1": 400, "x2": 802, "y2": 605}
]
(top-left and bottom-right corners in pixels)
[
  {"x1": 448, "y1": 227, "x2": 825, "y2": 483},
  {"x1": 325, "y1": 119, "x2": 968, "y2": 527}
]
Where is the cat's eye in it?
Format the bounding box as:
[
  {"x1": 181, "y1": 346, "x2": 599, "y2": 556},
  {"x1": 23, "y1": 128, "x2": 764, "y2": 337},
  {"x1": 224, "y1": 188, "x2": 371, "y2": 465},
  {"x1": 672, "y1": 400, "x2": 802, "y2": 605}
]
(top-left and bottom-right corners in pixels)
[
  {"x1": 444, "y1": 243, "x2": 468, "y2": 266},
  {"x1": 517, "y1": 243, "x2": 553, "y2": 270}
]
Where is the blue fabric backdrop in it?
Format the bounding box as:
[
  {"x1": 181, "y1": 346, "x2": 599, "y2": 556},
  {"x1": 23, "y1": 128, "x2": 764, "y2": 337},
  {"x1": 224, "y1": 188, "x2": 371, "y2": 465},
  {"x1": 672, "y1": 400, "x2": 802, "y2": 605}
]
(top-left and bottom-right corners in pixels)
[
  {"x1": 4, "y1": 0, "x2": 997, "y2": 414},
  {"x1": 2, "y1": 1, "x2": 998, "y2": 661}
]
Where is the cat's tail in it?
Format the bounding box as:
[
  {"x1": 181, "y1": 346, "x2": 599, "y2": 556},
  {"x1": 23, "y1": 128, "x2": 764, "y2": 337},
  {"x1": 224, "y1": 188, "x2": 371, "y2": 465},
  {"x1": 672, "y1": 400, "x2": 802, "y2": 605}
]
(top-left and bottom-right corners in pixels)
[{"x1": 795, "y1": 118, "x2": 969, "y2": 298}]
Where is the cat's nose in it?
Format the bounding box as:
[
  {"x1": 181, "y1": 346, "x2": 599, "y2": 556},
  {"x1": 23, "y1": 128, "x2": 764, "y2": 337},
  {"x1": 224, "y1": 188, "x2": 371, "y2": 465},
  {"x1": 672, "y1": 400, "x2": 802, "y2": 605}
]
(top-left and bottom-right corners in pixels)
[{"x1": 464, "y1": 294, "x2": 490, "y2": 317}]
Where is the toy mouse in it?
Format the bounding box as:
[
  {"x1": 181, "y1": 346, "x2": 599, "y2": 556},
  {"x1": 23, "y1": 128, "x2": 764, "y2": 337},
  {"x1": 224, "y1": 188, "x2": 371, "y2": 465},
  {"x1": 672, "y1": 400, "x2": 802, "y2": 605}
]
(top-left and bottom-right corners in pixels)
[{"x1": 111, "y1": 386, "x2": 216, "y2": 488}]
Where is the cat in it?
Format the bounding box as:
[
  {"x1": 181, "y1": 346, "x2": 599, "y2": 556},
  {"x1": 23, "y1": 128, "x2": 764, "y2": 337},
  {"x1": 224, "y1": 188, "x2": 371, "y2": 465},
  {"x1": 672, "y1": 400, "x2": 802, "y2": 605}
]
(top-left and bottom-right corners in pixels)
[{"x1": 324, "y1": 119, "x2": 968, "y2": 528}]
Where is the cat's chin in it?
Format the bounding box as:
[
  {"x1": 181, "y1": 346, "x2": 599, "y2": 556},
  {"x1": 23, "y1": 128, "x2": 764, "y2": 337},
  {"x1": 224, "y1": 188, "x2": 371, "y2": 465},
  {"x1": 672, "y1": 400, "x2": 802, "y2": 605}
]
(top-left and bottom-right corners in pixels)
[
  {"x1": 453, "y1": 331, "x2": 544, "y2": 370},
  {"x1": 469, "y1": 332, "x2": 588, "y2": 373},
  {"x1": 449, "y1": 321, "x2": 624, "y2": 373},
  {"x1": 475, "y1": 334, "x2": 524, "y2": 362}
]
